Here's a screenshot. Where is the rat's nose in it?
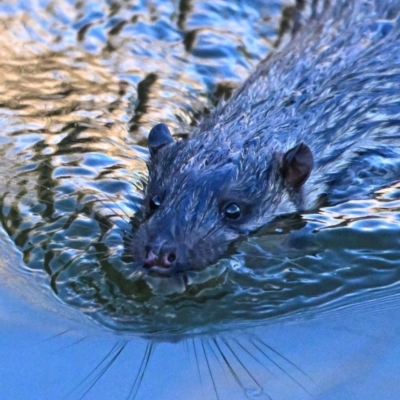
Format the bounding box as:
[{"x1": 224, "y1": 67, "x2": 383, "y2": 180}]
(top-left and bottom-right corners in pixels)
[{"x1": 143, "y1": 244, "x2": 177, "y2": 271}]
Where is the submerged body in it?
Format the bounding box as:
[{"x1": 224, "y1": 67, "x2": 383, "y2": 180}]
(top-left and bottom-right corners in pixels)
[{"x1": 127, "y1": 0, "x2": 400, "y2": 275}]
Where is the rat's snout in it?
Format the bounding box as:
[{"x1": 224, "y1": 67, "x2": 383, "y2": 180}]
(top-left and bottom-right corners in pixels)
[{"x1": 143, "y1": 241, "x2": 179, "y2": 275}]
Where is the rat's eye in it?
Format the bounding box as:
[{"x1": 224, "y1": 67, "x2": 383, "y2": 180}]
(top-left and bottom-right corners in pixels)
[
  {"x1": 149, "y1": 195, "x2": 162, "y2": 210},
  {"x1": 224, "y1": 203, "x2": 241, "y2": 220}
]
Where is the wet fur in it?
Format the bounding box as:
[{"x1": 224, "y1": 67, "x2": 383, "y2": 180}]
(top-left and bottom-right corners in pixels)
[{"x1": 128, "y1": 0, "x2": 400, "y2": 273}]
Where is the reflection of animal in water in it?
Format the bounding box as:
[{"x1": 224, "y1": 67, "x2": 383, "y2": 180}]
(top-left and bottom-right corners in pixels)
[
  {"x1": 126, "y1": 0, "x2": 400, "y2": 276},
  {"x1": 55, "y1": 333, "x2": 317, "y2": 399}
]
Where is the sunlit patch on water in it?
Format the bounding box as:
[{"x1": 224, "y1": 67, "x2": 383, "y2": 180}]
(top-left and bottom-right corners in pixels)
[{"x1": 0, "y1": 0, "x2": 400, "y2": 337}]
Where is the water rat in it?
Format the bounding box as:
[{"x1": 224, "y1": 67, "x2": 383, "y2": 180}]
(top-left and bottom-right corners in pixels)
[{"x1": 126, "y1": 0, "x2": 400, "y2": 276}]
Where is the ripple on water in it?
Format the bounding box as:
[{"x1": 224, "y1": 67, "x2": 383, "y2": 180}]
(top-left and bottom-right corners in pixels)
[{"x1": 0, "y1": 0, "x2": 400, "y2": 336}]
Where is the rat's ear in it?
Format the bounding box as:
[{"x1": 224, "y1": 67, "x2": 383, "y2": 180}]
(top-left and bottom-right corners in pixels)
[
  {"x1": 148, "y1": 123, "x2": 174, "y2": 156},
  {"x1": 280, "y1": 142, "x2": 313, "y2": 191}
]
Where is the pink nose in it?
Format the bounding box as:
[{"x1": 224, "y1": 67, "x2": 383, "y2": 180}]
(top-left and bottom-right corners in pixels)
[{"x1": 144, "y1": 247, "x2": 177, "y2": 269}]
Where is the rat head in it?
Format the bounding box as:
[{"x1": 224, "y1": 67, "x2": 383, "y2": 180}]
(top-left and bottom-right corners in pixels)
[{"x1": 126, "y1": 123, "x2": 313, "y2": 276}]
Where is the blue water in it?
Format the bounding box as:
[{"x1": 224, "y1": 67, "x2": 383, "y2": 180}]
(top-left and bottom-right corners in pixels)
[{"x1": 1, "y1": 0, "x2": 400, "y2": 398}]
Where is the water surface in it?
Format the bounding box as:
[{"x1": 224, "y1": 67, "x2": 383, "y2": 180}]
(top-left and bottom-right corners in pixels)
[{"x1": 1, "y1": 0, "x2": 400, "y2": 398}]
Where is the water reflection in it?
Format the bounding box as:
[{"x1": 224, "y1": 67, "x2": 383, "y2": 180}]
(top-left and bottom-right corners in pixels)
[
  {"x1": 1, "y1": 0, "x2": 400, "y2": 337},
  {"x1": 1, "y1": 0, "x2": 400, "y2": 398},
  {"x1": 0, "y1": 0, "x2": 290, "y2": 333},
  {"x1": 4, "y1": 259, "x2": 400, "y2": 400}
]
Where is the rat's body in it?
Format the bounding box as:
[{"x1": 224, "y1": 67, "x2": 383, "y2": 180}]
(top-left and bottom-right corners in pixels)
[{"x1": 127, "y1": 0, "x2": 400, "y2": 275}]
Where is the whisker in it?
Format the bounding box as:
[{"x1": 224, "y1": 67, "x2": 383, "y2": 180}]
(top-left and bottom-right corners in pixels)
[
  {"x1": 193, "y1": 236, "x2": 243, "y2": 263},
  {"x1": 205, "y1": 338, "x2": 229, "y2": 381},
  {"x1": 64, "y1": 341, "x2": 126, "y2": 399},
  {"x1": 255, "y1": 338, "x2": 319, "y2": 386},
  {"x1": 78, "y1": 344, "x2": 126, "y2": 400},
  {"x1": 212, "y1": 338, "x2": 245, "y2": 391},
  {"x1": 192, "y1": 338, "x2": 204, "y2": 394},
  {"x1": 233, "y1": 338, "x2": 276, "y2": 379},
  {"x1": 219, "y1": 337, "x2": 266, "y2": 393},
  {"x1": 56, "y1": 336, "x2": 88, "y2": 351},
  {"x1": 251, "y1": 338, "x2": 316, "y2": 397},
  {"x1": 196, "y1": 220, "x2": 225, "y2": 247},
  {"x1": 201, "y1": 337, "x2": 219, "y2": 400},
  {"x1": 129, "y1": 342, "x2": 154, "y2": 400}
]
